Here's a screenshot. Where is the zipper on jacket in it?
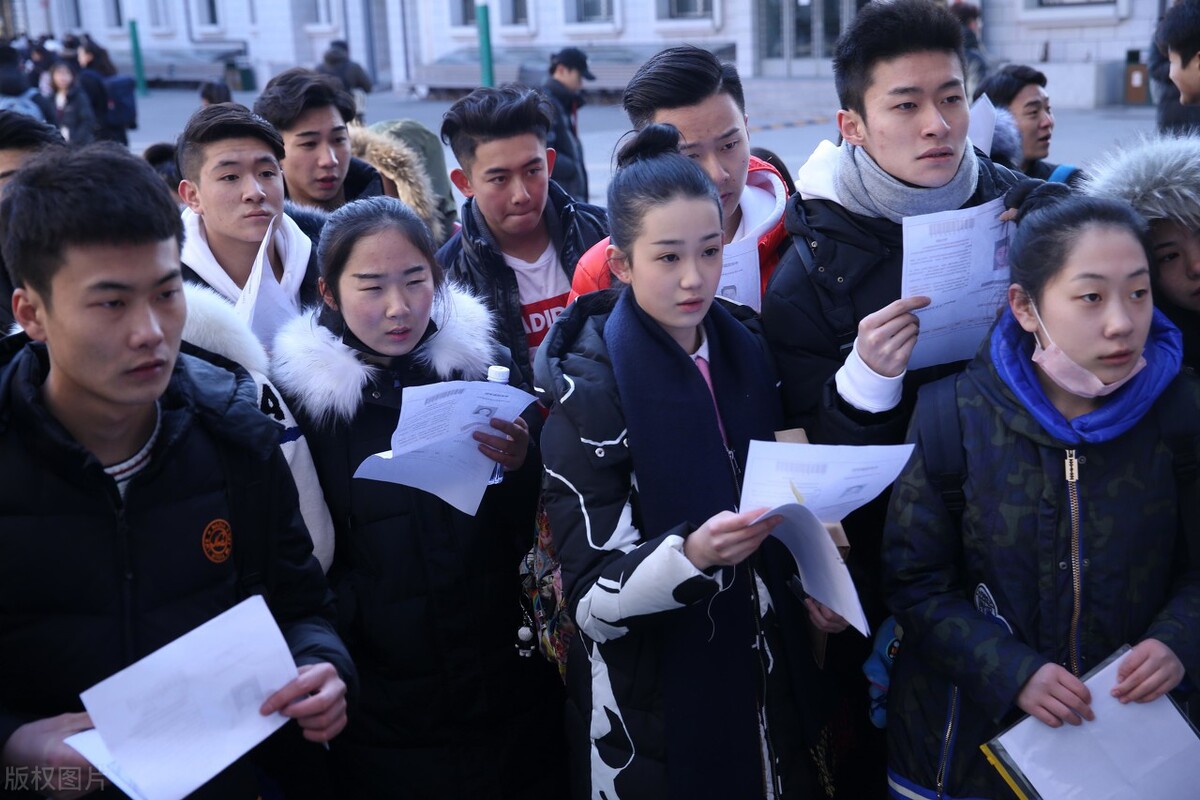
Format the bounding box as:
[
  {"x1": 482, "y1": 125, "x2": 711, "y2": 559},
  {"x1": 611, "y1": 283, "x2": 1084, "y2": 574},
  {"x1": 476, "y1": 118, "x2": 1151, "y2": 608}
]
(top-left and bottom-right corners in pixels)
[
  {"x1": 726, "y1": 446, "x2": 742, "y2": 496},
  {"x1": 936, "y1": 685, "x2": 960, "y2": 799},
  {"x1": 1065, "y1": 449, "x2": 1083, "y2": 676}
]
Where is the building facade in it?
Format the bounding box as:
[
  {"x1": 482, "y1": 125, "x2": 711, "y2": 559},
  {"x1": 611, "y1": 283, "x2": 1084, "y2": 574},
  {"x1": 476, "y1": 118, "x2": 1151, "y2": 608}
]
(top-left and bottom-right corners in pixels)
[{"x1": 15, "y1": 0, "x2": 1174, "y2": 108}]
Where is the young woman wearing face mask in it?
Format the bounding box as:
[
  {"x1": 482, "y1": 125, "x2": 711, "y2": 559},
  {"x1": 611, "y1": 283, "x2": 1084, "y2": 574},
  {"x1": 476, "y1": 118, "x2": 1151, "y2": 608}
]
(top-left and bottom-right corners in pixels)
[
  {"x1": 881, "y1": 181, "x2": 1200, "y2": 800},
  {"x1": 269, "y1": 196, "x2": 567, "y2": 797}
]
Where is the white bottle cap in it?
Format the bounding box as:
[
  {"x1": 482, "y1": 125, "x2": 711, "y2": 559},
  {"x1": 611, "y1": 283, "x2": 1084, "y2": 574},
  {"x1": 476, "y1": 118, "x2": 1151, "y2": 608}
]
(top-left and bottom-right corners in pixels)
[{"x1": 487, "y1": 365, "x2": 510, "y2": 384}]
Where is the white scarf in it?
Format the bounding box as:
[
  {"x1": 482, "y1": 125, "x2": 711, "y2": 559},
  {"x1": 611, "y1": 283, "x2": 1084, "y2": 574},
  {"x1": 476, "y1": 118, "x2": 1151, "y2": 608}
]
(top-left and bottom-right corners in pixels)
[{"x1": 181, "y1": 208, "x2": 313, "y2": 350}]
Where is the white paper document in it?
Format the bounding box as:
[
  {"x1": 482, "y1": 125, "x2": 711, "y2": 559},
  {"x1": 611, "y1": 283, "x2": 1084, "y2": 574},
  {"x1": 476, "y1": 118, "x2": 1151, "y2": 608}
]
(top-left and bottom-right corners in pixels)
[
  {"x1": 739, "y1": 439, "x2": 915, "y2": 523},
  {"x1": 902, "y1": 197, "x2": 1013, "y2": 370},
  {"x1": 738, "y1": 440, "x2": 915, "y2": 637},
  {"x1": 718, "y1": 233, "x2": 763, "y2": 312},
  {"x1": 988, "y1": 648, "x2": 1200, "y2": 799},
  {"x1": 353, "y1": 380, "x2": 536, "y2": 516},
  {"x1": 66, "y1": 596, "x2": 297, "y2": 800},
  {"x1": 967, "y1": 94, "x2": 997, "y2": 158}
]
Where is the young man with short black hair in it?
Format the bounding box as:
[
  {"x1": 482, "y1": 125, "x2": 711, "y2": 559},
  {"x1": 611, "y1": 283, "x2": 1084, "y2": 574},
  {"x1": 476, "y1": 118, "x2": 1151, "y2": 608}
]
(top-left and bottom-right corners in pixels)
[
  {"x1": 974, "y1": 63, "x2": 1082, "y2": 184},
  {"x1": 253, "y1": 68, "x2": 382, "y2": 212},
  {"x1": 437, "y1": 85, "x2": 608, "y2": 387},
  {"x1": 0, "y1": 109, "x2": 64, "y2": 328},
  {"x1": 569, "y1": 45, "x2": 791, "y2": 308},
  {"x1": 1160, "y1": 0, "x2": 1200, "y2": 105},
  {"x1": 760, "y1": 1, "x2": 1021, "y2": 794},
  {"x1": 543, "y1": 46, "x2": 594, "y2": 203},
  {"x1": 0, "y1": 143, "x2": 355, "y2": 799}
]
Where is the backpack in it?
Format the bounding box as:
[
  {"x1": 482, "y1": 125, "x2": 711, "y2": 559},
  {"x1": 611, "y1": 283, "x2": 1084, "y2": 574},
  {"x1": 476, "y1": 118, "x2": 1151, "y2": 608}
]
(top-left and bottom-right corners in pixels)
[
  {"x1": 865, "y1": 374, "x2": 1200, "y2": 726},
  {"x1": 0, "y1": 87, "x2": 45, "y2": 122},
  {"x1": 519, "y1": 497, "x2": 574, "y2": 680},
  {"x1": 103, "y1": 75, "x2": 137, "y2": 130}
]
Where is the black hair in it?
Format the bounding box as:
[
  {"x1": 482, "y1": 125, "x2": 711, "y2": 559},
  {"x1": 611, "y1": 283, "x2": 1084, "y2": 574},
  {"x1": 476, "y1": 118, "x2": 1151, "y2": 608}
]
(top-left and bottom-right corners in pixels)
[
  {"x1": 1158, "y1": 0, "x2": 1200, "y2": 69},
  {"x1": 439, "y1": 84, "x2": 552, "y2": 171},
  {"x1": 253, "y1": 67, "x2": 355, "y2": 132},
  {"x1": 199, "y1": 80, "x2": 233, "y2": 106},
  {"x1": 621, "y1": 45, "x2": 745, "y2": 130},
  {"x1": 751, "y1": 146, "x2": 796, "y2": 196},
  {"x1": 949, "y1": 3, "x2": 981, "y2": 26},
  {"x1": 175, "y1": 102, "x2": 285, "y2": 183},
  {"x1": 78, "y1": 39, "x2": 116, "y2": 76},
  {"x1": 0, "y1": 109, "x2": 65, "y2": 151},
  {"x1": 318, "y1": 195, "x2": 444, "y2": 306},
  {"x1": 142, "y1": 142, "x2": 182, "y2": 194},
  {"x1": 1006, "y1": 179, "x2": 1152, "y2": 304},
  {"x1": 972, "y1": 63, "x2": 1048, "y2": 106},
  {"x1": 607, "y1": 123, "x2": 721, "y2": 255},
  {"x1": 1, "y1": 142, "x2": 184, "y2": 299},
  {"x1": 833, "y1": 0, "x2": 965, "y2": 117}
]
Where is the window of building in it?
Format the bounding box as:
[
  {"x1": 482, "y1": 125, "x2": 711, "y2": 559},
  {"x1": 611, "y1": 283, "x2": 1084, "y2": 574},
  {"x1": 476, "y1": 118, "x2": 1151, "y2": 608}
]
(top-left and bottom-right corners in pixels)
[
  {"x1": 1036, "y1": 0, "x2": 1113, "y2": 5},
  {"x1": 58, "y1": 0, "x2": 81, "y2": 28},
  {"x1": 298, "y1": 0, "x2": 333, "y2": 24},
  {"x1": 148, "y1": 0, "x2": 171, "y2": 28},
  {"x1": 199, "y1": 0, "x2": 220, "y2": 26},
  {"x1": 503, "y1": 0, "x2": 528, "y2": 25},
  {"x1": 573, "y1": 0, "x2": 612, "y2": 23},
  {"x1": 664, "y1": 0, "x2": 711, "y2": 18},
  {"x1": 452, "y1": 1, "x2": 477, "y2": 26},
  {"x1": 105, "y1": 0, "x2": 123, "y2": 28}
]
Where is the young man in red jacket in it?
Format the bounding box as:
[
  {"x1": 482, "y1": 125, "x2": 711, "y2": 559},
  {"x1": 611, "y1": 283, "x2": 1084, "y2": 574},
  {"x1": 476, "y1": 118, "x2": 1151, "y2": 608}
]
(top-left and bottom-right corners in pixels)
[{"x1": 568, "y1": 45, "x2": 790, "y2": 311}]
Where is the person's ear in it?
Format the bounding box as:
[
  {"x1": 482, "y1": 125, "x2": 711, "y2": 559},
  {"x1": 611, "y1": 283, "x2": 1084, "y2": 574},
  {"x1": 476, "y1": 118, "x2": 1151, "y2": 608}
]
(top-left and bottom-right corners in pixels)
[
  {"x1": 837, "y1": 108, "x2": 867, "y2": 147},
  {"x1": 12, "y1": 287, "x2": 47, "y2": 342},
  {"x1": 545, "y1": 147, "x2": 557, "y2": 174},
  {"x1": 178, "y1": 179, "x2": 203, "y2": 214},
  {"x1": 318, "y1": 276, "x2": 338, "y2": 311},
  {"x1": 1008, "y1": 283, "x2": 1040, "y2": 335},
  {"x1": 450, "y1": 167, "x2": 474, "y2": 198},
  {"x1": 606, "y1": 245, "x2": 631, "y2": 285}
]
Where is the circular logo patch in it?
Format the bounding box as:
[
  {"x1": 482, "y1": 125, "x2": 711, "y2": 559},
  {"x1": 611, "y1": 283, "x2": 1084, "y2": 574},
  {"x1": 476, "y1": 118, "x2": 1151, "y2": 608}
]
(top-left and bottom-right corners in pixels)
[{"x1": 202, "y1": 519, "x2": 232, "y2": 564}]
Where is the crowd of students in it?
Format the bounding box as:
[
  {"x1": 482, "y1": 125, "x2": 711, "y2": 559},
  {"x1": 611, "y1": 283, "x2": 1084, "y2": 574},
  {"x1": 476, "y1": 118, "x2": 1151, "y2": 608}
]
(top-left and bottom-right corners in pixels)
[{"x1": 3, "y1": 0, "x2": 1200, "y2": 798}]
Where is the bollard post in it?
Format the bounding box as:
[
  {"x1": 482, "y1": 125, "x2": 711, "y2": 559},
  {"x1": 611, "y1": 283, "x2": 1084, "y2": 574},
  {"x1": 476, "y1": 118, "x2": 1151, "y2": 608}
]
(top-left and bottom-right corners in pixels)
[
  {"x1": 477, "y1": 5, "x2": 494, "y2": 88},
  {"x1": 129, "y1": 19, "x2": 147, "y2": 96}
]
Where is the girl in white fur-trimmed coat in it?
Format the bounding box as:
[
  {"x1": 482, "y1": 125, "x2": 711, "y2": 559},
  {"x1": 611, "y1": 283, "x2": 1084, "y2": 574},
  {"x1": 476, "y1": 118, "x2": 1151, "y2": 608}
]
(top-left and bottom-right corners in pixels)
[{"x1": 269, "y1": 196, "x2": 567, "y2": 798}]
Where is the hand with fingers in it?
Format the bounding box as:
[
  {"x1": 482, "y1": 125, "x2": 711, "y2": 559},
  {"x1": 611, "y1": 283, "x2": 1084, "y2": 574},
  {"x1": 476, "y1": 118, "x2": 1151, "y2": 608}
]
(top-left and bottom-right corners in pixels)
[
  {"x1": 0, "y1": 712, "x2": 97, "y2": 799},
  {"x1": 804, "y1": 598, "x2": 850, "y2": 634},
  {"x1": 1016, "y1": 662, "x2": 1094, "y2": 728},
  {"x1": 474, "y1": 415, "x2": 530, "y2": 473},
  {"x1": 855, "y1": 296, "x2": 932, "y2": 378},
  {"x1": 684, "y1": 508, "x2": 782, "y2": 571},
  {"x1": 260, "y1": 662, "x2": 348, "y2": 743},
  {"x1": 1111, "y1": 639, "x2": 1185, "y2": 704}
]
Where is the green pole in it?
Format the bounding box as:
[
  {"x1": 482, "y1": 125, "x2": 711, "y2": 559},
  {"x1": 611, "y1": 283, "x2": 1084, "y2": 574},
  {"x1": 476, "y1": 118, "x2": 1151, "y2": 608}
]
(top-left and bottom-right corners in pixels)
[
  {"x1": 129, "y1": 19, "x2": 148, "y2": 96},
  {"x1": 477, "y1": 5, "x2": 493, "y2": 88}
]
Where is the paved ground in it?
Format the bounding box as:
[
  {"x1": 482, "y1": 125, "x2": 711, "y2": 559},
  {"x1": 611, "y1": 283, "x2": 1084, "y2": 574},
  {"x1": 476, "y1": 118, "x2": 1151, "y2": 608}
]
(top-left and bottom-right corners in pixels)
[{"x1": 130, "y1": 80, "x2": 1159, "y2": 209}]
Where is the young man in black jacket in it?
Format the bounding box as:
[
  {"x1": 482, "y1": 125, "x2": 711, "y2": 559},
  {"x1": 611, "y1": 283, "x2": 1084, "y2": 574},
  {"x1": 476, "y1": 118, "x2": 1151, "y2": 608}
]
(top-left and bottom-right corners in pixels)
[
  {"x1": 760, "y1": 1, "x2": 1021, "y2": 795},
  {"x1": 542, "y1": 47, "x2": 594, "y2": 203},
  {"x1": 0, "y1": 144, "x2": 355, "y2": 799},
  {"x1": 437, "y1": 85, "x2": 608, "y2": 388}
]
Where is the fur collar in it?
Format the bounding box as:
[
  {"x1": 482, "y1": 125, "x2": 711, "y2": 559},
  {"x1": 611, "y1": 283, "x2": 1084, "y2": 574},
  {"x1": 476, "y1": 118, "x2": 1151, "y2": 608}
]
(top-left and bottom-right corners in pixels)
[
  {"x1": 1082, "y1": 134, "x2": 1200, "y2": 230},
  {"x1": 181, "y1": 283, "x2": 269, "y2": 374},
  {"x1": 349, "y1": 126, "x2": 444, "y2": 245},
  {"x1": 271, "y1": 283, "x2": 500, "y2": 426}
]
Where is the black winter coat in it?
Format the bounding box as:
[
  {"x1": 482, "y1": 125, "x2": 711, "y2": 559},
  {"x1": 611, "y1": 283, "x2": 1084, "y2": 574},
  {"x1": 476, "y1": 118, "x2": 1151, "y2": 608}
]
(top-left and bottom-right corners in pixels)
[
  {"x1": 436, "y1": 180, "x2": 608, "y2": 388},
  {"x1": 543, "y1": 76, "x2": 589, "y2": 202},
  {"x1": 270, "y1": 289, "x2": 566, "y2": 798},
  {"x1": 0, "y1": 335, "x2": 355, "y2": 800}
]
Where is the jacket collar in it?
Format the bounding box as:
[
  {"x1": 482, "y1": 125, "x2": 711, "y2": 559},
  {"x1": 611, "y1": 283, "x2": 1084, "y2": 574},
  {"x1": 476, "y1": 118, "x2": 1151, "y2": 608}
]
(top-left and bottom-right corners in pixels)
[{"x1": 270, "y1": 284, "x2": 500, "y2": 426}]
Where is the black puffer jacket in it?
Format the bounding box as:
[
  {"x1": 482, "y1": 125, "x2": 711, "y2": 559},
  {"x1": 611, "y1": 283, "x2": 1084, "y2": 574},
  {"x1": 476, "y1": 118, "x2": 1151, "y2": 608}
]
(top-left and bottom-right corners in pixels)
[
  {"x1": 270, "y1": 288, "x2": 565, "y2": 797},
  {"x1": 436, "y1": 180, "x2": 608, "y2": 388},
  {"x1": 0, "y1": 335, "x2": 355, "y2": 800},
  {"x1": 542, "y1": 76, "x2": 588, "y2": 202}
]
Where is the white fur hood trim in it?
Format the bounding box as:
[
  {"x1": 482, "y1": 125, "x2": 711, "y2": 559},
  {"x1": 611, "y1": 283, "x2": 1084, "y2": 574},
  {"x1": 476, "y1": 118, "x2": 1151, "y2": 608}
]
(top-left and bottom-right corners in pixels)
[
  {"x1": 271, "y1": 283, "x2": 501, "y2": 426},
  {"x1": 1082, "y1": 134, "x2": 1200, "y2": 231},
  {"x1": 182, "y1": 283, "x2": 269, "y2": 375}
]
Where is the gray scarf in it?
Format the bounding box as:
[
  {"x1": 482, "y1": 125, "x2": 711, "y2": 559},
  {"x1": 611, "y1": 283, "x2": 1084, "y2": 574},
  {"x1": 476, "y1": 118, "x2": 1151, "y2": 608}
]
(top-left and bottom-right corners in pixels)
[{"x1": 836, "y1": 139, "x2": 979, "y2": 224}]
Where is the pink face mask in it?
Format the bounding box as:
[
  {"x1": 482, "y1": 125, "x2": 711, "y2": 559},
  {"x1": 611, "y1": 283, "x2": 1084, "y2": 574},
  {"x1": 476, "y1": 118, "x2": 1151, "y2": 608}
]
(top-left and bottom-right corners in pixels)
[{"x1": 1029, "y1": 302, "x2": 1146, "y2": 399}]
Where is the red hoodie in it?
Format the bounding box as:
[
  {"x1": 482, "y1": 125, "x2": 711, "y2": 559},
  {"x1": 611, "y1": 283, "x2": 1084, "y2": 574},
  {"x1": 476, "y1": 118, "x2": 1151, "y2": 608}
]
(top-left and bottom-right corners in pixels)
[{"x1": 567, "y1": 155, "x2": 791, "y2": 304}]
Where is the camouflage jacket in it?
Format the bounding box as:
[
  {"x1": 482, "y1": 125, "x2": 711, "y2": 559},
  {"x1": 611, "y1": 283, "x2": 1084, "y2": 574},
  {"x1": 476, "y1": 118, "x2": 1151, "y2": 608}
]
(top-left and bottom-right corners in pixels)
[{"x1": 882, "y1": 312, "x2": 1200, "y2": 799}]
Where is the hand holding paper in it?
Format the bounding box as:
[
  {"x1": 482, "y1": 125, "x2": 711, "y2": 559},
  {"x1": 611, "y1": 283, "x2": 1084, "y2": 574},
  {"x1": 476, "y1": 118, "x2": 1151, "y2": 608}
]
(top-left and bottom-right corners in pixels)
[{"x1": 683, "y1": 507, "x2": 781, "y2": 571}]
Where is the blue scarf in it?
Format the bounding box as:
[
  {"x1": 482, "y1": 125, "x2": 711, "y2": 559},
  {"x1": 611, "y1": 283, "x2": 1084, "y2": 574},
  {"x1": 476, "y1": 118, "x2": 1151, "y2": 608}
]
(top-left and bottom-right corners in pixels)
[
  {"x1": 605, "y1": 288, "x2": 781, "y2": 799},
  {"x1": 990, "y1": 307, "x2": 1182, "y2": 444}
]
